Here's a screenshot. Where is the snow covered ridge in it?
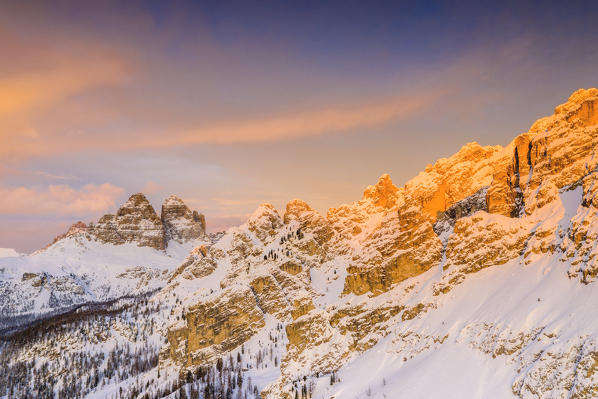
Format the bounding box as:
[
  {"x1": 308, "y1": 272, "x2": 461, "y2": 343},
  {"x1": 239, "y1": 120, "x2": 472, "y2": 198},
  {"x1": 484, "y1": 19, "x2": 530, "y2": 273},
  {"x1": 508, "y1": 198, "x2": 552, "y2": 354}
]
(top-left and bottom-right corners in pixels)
[
  {"x1": 0, "y1": 248, "x2": 21, "y2": 258},
  {"x1": 0, "y1": 194, "x2": 210, "y2": 323},
  {"x1": 2, "y1": 88, "x2": 598, "y2": 398}
]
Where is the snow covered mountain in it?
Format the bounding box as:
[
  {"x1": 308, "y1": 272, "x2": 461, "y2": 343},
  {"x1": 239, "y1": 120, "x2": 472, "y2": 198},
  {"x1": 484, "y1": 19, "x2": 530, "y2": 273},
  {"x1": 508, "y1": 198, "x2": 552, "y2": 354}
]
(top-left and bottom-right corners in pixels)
[
  {"x1": 0, "y1": 193, "x2": 209, "y2": 329},
  {"x1": 2, "y1": 88, "x2": 598, "y2": 399},
  {"x1": 0, "y1": 248, "x2": 21, "y2": 258}
]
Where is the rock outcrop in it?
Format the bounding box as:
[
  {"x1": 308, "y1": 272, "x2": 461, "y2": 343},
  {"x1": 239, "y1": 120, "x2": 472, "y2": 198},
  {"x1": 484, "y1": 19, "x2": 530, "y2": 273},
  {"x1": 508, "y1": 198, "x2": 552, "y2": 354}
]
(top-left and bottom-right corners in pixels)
[
  {"x1": 45, "y1": 193, "x2": 209, "y2": 251},
  {"x1": 2, "y1": 87, "x2": 596, "y2": 399},
  {"x1": 161, "y1": 195, "x2": 206, "y2": 243},
  {"x1": 44, "y1": 221, "x2": 88, "y2": 250},
  {"x1": 88, "y1": 193, "x2": 166, "y2": 250},
  {"x1": 167, "y1": 286, "x2": 265, "y2": 366},
  {"x1": 247, "y1": 203, "x2": 283, "y2": 244}
]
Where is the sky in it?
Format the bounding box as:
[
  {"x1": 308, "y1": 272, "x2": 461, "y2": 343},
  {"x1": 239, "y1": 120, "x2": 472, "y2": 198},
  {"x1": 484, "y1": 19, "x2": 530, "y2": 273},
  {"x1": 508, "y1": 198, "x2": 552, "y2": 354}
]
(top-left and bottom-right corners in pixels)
[{"x1": 1, "y1": 0, "x2": 598, "y2": 253}]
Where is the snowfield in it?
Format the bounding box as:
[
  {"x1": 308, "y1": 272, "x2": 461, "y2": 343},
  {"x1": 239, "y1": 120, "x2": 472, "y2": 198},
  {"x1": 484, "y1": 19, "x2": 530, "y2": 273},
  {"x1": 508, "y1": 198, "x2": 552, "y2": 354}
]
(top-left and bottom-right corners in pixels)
[
  {"x1": 0, "y1": 248, "x2": 21, "y2": 258},
  {"x1": 0, "y1": 236, "x2": 207, "y2": 323}
]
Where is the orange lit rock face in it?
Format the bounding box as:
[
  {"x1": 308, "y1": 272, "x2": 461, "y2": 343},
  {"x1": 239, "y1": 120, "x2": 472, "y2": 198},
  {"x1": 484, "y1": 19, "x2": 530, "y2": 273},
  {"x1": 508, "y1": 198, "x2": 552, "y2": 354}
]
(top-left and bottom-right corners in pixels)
[
  {"x1": 168, "y1": 88, "x2": 598, "y2": 306},
  {"x1": 362, "y1": 174, "x2": 399, "y2": 209},
  {"x1": 165, "y1": 89, "x2": 598, "y2": 397},
  {"x1": 555, "y1": 88, "x2": 598, "y2": 128},
  {"x1": 335, "y1": 88, "x2": 598, "y2": 296},
  {"x1": 331, "y1": 141, "x2": 510, "y2": 296},
  {"x1": 574, "y1": 97, "x2": 598, "y2": 127},
  {"x1": 405, "y1": 142, "x2": 500, "y2": 219}
]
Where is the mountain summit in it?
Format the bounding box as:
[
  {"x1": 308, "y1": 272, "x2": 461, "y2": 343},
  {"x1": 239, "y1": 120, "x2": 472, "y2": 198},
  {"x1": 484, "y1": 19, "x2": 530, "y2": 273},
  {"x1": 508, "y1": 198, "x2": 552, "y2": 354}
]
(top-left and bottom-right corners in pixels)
[{"x1": 47, "y1": 193, "x2": 208, "y2": 251}]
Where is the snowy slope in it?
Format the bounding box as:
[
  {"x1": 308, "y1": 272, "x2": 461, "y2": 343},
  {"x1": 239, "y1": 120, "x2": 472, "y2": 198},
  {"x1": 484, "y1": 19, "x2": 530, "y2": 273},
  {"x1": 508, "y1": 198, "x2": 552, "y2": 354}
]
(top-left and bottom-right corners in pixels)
[
  {"x1": 0, "y1": 193, "x2": 210, "y2": 325},
  {"x1": 311, "y1": 254, "x2": 598, "y2": 399},
  {"x1": 0, "y1": 233, "x2": 207, "y2": 324},
  {"x1": 0, "y1": 248, "x2": 21, "y2": 258}
]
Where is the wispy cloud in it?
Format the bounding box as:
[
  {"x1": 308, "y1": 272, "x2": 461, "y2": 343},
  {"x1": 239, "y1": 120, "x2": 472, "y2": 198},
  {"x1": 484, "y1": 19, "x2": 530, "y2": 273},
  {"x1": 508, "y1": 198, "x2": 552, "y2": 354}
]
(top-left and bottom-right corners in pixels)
[
  {"x1": 0, "y1": 183, "x2": 125, "y2": 216},
  {"x1": 168, "y1": 92, "x2": 439, "y2": 145},
  {"x1": 1, "y1": 87, "x2": 441, "y2": 159},
  {"x1": 0, "y1": 57, "x2": 126, "y2": 118},
  {"x1": 0, "y1": 23, "x2": 131, "y2": 160},
  {"x1": 33, "y1": 171, "x2": 79, "y2": 181}
]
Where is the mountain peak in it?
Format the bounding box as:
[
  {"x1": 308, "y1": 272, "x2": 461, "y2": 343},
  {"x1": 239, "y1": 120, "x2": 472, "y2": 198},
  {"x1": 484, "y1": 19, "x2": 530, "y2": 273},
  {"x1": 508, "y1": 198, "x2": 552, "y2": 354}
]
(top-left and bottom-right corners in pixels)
[
  {"x1": 45, "y1": 221, "x2": 88, "y2": 249},
  {"x1": 554, "y1": 87, "x2": 598, "y2": 123},
  {"x1": 163, "y1": 194, "x2": 185, "y2": 206},
  {"x1": 284, "y1": 198, "x2": 320, "y2": 224},
  {"x1": 118, "y1": 192, "x2": 153, "y2": 211},
  {"x1": 560, "y1": 87, "x2": 598, "y2": 110},
  {"x1": 247, "y1": 203, "x2": 282, "y2": 243},
  {"x1": 161, "y1": 195, "x2": 206, "y2": 243},
  {"x1": 7, "y1": 87, "x2": 598, "y2": 399},
  {"x1": 285, "y1": 198, "x2": 313, "y2": 214},
  {"x1": 249, "y1": 203, "x2": 278, "y2": 217},
  {"x1": 530, "y1": 87, "x2": 598, "y2": 133},
  {"x1": 362, "y1": 173, "x2": 399, "y2": 208},
  {"x1": 87, "y1": 192, "x2": 165, "y2": 250},
  {"x1": 247, "y1": 203, "x2": 281, "y2": 226}
]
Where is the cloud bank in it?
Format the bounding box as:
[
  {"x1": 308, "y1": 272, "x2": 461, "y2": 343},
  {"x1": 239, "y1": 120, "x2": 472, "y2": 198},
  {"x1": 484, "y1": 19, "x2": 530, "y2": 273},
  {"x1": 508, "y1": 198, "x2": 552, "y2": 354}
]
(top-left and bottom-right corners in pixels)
[{"x1": 0, "y1": 183, "x2": 125, "y2": 217}]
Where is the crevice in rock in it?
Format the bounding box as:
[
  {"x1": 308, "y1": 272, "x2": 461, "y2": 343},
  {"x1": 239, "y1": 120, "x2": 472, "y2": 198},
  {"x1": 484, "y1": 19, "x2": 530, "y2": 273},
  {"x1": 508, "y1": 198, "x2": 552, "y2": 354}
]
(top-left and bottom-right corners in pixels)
[{"x1": 433, "y1": 187, "x2": 489, "y2": 238}]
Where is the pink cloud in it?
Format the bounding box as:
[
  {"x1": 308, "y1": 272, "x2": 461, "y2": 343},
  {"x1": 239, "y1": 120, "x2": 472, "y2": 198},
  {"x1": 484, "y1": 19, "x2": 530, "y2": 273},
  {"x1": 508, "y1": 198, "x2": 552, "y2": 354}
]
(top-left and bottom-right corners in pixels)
[
  {"x1": 1, "y1": 88, "x2": 442, "y2": 160},
  {"x1": 166, "y1": 92, "x2": 439, "y2": 146},
  {"x1": 0, "y1": 183, "x2": 125, "y2": 217}
]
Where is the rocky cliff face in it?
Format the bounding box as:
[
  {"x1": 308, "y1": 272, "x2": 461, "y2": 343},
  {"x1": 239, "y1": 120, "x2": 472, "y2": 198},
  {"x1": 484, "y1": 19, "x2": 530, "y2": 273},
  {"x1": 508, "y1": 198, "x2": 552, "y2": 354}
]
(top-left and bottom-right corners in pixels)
[
  {"x1": 87, "y1": 193, "x2": 166, "y2": 250},
  {"x1": 83, "y1": 193, "x2": 207, "y2": 250},
  {"x1": 159, "y1": 88, "x2": 598, "y2": 398},
  {"x1": 161, "y1": 195, "x2": 206, "y2": 244}
]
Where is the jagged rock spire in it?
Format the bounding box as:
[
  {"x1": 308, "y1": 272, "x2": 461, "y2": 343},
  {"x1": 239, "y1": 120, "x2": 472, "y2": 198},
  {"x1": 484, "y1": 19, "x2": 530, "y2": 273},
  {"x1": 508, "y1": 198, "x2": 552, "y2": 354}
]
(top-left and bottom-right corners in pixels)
[
  {"x1": 161, "y1": 195, "x2": 206, "y2": 243},
  {"x1": 88, "y1": 193, "x2": 165, "y2": 250},
  {"x1": 363, "y1": 174, "x2": 399, "y2": 209},
  {"x1": 52, "y1": 193, "x2": 208, "y2": 250},
  {"x1": 247, "y1": 203, "x2": 283, "y2": 243}
]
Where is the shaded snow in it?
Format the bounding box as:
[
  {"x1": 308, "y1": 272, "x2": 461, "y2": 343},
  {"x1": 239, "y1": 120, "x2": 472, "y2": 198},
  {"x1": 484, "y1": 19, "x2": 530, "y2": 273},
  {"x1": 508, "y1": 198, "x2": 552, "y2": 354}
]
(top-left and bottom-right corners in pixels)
[{"x1": 0, "y1": 248, "x2": 21, "y2": 258}]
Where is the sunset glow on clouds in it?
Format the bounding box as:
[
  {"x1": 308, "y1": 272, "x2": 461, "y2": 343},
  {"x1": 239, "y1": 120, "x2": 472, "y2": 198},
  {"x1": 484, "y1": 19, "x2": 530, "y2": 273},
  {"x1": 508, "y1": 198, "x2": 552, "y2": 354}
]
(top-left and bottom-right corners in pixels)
[
  {"x1": 0, "y1": 184, "x2": 125, "y2": 217},
  {"x1": 172, "y1": 93, "x2": 438, "y2": 145},
  {"x1": 2, "y1": 1, "x2": 598, "y2": 251}
]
